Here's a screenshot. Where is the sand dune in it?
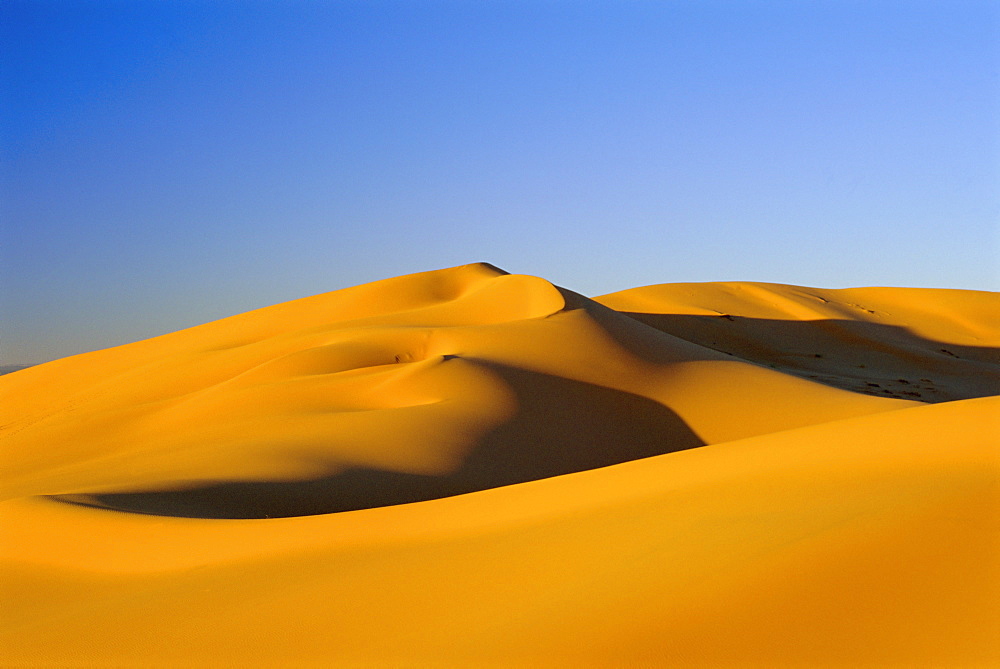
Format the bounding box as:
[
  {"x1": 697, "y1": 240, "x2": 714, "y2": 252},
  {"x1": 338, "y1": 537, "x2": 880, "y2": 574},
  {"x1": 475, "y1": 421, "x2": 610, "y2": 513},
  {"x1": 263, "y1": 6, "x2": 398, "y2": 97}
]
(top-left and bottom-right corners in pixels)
[
  {"x1": 1, "y1": 263, "x2": 997, "y2": 666},
  {"x1": 597, "y1": 281, "x2": 1000, "y2": 402}
]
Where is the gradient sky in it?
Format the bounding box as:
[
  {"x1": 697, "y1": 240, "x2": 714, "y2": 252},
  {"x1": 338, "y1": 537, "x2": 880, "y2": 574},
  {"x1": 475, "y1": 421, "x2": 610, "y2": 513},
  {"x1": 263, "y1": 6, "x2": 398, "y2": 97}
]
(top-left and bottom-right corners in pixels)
[{"x1": 3, "y1": 0, "x2": 998, "y2": 365}]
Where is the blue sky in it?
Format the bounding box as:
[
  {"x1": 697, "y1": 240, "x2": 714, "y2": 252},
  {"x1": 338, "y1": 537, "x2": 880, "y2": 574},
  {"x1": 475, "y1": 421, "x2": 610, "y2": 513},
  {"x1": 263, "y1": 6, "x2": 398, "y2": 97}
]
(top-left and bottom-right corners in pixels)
[{"x1": 3, "y1": 0, "x2": 998, "y2": 365}]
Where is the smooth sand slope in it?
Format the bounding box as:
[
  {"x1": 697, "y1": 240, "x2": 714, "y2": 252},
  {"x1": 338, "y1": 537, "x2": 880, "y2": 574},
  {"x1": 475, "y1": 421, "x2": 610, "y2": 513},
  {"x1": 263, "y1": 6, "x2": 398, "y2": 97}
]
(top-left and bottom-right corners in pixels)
[{"x1": 1, "y1": 263, "x2": 997, "y2": 666}]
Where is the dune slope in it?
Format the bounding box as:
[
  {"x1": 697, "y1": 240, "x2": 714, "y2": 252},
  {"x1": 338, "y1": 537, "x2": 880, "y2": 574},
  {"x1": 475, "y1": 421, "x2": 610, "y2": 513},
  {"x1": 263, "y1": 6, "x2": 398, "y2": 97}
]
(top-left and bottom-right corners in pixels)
[{"x1": 1, "y1": 264, "x2": 997, "y2": 666}]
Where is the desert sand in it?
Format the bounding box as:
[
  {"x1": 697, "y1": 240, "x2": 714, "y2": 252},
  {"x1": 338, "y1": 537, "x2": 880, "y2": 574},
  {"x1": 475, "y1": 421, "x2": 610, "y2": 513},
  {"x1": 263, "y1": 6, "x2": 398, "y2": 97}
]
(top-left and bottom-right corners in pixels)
[{"x1": 1, "y1": 262, "x2": 997, "y2": 667}]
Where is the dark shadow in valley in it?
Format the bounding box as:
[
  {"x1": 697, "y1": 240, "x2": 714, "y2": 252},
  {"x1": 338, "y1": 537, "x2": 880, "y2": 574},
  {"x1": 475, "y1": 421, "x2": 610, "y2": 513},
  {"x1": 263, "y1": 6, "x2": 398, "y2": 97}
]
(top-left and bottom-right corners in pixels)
[
  {"x1": 51, "y1": 361, "x2": 704, "y2": 519},
  {"x1": 605, "y1": 312, "x2": 1000, "y2": 403}
]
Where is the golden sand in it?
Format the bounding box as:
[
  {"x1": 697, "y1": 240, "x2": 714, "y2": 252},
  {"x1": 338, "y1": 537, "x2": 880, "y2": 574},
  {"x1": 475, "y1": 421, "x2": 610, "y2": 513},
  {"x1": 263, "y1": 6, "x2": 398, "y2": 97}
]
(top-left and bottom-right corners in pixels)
[{"x1": 2, "y1": 263, "x2": 997, "y2": 666}]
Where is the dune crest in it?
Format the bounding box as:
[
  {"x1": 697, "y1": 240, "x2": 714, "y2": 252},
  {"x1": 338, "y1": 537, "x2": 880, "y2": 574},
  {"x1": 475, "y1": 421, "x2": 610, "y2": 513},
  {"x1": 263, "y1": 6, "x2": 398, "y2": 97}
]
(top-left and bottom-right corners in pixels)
[{"x1": 1, "y1": 264, "x2": 997, "y2": 666}]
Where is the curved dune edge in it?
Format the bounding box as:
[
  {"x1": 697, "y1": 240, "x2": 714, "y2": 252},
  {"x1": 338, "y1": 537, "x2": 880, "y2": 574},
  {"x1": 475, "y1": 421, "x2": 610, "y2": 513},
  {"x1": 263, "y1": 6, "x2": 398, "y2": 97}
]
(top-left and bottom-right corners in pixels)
[
  {"x1": 1, "y1": 397, "x2": 997, "y2": 666},
  {"x1": 1, "y1": 264, "x2": 998, "y2": 666}
]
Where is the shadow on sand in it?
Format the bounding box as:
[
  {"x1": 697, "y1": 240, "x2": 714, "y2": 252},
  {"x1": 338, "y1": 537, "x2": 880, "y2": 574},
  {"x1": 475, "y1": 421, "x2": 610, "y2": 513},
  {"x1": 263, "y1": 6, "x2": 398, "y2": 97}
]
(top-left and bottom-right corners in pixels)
[
  {"x1": 52, "y1": 361, "x2": 704, "y2": 519},
  {"x1": 601, "y1": 311, "x2": 999, "y2": 403}
]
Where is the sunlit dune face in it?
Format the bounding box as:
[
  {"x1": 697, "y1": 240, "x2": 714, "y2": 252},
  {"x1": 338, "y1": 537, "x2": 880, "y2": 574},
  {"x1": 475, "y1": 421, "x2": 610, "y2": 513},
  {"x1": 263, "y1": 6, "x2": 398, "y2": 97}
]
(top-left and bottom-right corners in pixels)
[
  {"x1": 1, "y1": 266, "x2": 568, "y2": 499},
  {"x1": 17, "y1": 274, "x2": 715, "y2": 517},
  {"x1": 4, "y1": 265, "x2": 994, "y2": 516},
  {"x1": 1, "y1": 264, "x2": 708, "y2": 515}
]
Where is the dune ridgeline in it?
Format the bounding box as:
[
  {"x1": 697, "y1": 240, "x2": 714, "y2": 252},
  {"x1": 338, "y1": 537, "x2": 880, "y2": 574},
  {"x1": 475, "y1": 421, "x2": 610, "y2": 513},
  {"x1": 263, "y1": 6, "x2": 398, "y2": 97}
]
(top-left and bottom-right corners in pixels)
[{"x1": 2, "y1": 262, "x2": 998, "y2": 667}]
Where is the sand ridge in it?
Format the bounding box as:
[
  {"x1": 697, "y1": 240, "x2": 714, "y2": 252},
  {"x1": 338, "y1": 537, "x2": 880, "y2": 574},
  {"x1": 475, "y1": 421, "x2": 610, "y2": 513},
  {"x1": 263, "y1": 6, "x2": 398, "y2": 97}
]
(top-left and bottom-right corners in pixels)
[{"x1": 1, "y1": 263, "x2": 997, "y2": 666}]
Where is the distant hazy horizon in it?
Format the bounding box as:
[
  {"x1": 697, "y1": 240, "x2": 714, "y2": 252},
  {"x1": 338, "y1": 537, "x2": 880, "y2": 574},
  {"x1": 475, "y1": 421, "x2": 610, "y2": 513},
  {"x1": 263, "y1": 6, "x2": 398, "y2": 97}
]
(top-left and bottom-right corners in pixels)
[{"x1": 3, "y1": 0, "x2": 998, "y2": 365}]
